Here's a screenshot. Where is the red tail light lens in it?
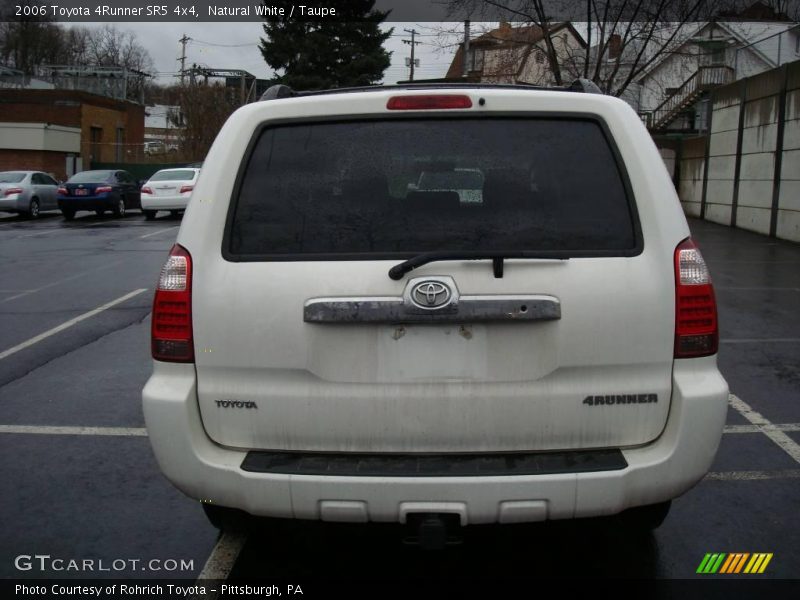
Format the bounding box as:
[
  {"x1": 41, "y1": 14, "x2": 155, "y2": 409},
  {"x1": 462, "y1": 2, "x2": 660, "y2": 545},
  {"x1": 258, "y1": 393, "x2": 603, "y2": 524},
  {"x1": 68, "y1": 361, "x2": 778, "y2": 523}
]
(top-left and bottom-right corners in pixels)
[
  {"x1": 151, "y1": 244, "x2": 194, "y2": 362},
  {"x1": 387, "y1": 95, "x2": 473, "y2": 110},
  {"x1": 141, "y1": 186, "x2": 153, "y2": 195},
  {"x1": 4, "y1": 187, "x2": 23, "y2": 196},
  {"x1": 95, "y1": 186, "x2": 113, "y2": 193},
  {"x1": 179, "y1": 185, "x2": 194, "y2": 194},
  {"x1": 674, "y1": 238, "x2": 718, "y2": 358},
  {"x1": 57, "y1": 187, "x2": 67, "y2": 195}
]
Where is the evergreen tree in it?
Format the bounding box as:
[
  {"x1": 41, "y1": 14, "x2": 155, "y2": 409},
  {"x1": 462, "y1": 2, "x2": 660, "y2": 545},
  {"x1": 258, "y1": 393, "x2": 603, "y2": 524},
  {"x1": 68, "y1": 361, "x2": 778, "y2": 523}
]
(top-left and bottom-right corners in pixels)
[{"x1": 259, "y1": 0, "x2": 392, "y2": 90}]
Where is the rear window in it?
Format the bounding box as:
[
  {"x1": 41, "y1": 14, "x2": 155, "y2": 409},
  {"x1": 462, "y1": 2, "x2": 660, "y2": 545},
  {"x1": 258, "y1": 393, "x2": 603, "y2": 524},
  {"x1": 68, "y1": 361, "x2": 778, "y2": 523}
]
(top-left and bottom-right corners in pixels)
[
  {"x1": 69, "y1": 171, "x2": 112, "y2": 183},
  {"x1": 150, "y1": 169, "x2": 196, "y2": 182},
  {"x1": 0, "y1": 172, "x2": 26, "y2": 183},
  {"x1": 227, "y1": 118, "x2": 638, "y2": 259}
]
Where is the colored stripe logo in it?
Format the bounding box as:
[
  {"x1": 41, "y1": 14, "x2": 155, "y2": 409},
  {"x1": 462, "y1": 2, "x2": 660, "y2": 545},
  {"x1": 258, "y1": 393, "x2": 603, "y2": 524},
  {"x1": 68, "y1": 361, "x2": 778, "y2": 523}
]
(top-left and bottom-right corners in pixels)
[{"x1": 697, "y1": 553, "x2": 773, "y2": 574}]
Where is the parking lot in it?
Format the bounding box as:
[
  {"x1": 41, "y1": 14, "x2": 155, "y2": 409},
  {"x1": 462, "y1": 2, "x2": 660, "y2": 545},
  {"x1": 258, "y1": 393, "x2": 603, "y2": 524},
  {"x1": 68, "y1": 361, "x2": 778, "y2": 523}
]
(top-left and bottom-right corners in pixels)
[{"x1": 0, "y1": 211, "x2": 798, "y2": 586}]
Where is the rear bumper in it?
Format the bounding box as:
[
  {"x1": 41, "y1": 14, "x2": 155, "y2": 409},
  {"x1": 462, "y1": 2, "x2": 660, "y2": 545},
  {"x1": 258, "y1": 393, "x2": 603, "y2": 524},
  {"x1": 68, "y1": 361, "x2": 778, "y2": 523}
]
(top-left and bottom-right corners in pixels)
[
  {"x1": 141, "y1": 195, "x2": 189, "y2": 211},
  {"x1": 58, "y1": 196, "x2": 117, "y2": 211},
  {"x1": 142, "y1": 358, "x2": 728, "y2": 524},
  {"x1": 0, "y1": 197, "x2": 27, "y2": 212}
]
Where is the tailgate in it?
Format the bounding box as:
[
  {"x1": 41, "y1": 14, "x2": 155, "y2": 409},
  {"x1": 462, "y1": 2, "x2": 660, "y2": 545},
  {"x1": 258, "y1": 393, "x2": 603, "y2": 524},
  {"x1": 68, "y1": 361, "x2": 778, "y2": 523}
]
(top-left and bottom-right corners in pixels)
[{"x1": 190, "y1": 111, "x2": 674, "y2": 453}]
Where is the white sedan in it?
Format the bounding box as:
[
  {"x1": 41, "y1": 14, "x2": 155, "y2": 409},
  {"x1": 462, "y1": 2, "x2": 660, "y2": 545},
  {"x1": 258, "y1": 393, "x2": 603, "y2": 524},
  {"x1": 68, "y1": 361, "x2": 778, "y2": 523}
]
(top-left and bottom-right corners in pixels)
[{"x1": 140, "y1": 168, "x2": 200, "y2": 220}]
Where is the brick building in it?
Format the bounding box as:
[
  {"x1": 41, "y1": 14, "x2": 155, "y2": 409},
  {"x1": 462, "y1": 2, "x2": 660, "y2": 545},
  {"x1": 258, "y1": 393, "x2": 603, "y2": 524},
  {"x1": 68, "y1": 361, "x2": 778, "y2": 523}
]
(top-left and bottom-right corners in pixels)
[{"x1": 0, "y1": 90, "x2": 144, "y2": 179}]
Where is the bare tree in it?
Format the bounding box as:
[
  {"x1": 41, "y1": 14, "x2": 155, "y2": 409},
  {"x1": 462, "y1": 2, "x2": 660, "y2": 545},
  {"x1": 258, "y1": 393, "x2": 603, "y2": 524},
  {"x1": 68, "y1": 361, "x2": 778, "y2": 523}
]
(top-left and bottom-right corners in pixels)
[
  {"x1": 441, "y1": 0, "x2": 723, "y2": 96},
  {"x1": 0, "y1": 1, "x2": 68, "y2": 74},
  {"x1": 174, "y1": 83, "x2": 238, "y2": 161},
  {"x1": 81, "y1": 25, "x2": 154, "y2": 74}
]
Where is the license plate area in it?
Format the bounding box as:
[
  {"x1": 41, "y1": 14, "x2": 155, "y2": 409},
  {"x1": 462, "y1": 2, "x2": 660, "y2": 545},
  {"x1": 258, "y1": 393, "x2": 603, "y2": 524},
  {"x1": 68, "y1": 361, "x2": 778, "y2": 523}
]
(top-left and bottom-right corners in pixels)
[
  {"x1": 377, "y1": 324, "x2": 488, "y2": 381},
  {"x1": 75, "y1": 189, "x2": 88, "y2": 196}
]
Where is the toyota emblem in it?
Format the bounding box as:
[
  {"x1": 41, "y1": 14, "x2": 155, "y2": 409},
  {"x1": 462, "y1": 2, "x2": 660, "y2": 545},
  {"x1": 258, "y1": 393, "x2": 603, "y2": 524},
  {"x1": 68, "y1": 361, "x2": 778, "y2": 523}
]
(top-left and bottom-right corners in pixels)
[{"x1": 410, "y1": 281, "x2": 452, "y2": 309}]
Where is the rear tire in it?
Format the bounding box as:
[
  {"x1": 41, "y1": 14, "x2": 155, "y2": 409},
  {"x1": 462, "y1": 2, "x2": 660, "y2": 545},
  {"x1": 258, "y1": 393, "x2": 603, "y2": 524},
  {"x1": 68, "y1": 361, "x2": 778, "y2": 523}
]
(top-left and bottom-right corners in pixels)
[
  {"x1": 28, "y1": 198, "x2": 40, "y2": 219},
  {"x1": 618, "y1": 500, "x2": 671, "y2": 531},
  {"x1": 202, "y1": 504, "x2": 251, "y2": 533},
  {"x1": 112, "y1": 198, "x2": 126, "y2": 218},
  {"x1": 62, "y1": 209, "x2": 75, "y2": 221},
  {"x1": 143, "y1": 210, "x2": 157, "y2": 221}
]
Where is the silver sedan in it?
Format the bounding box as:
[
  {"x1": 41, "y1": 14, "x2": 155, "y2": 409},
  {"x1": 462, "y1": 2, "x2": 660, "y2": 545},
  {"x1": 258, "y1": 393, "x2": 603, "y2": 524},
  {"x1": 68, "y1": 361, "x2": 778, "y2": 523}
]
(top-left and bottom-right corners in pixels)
[{"x1": 0, "y1": 171, "x2": 60, "y2": 218}]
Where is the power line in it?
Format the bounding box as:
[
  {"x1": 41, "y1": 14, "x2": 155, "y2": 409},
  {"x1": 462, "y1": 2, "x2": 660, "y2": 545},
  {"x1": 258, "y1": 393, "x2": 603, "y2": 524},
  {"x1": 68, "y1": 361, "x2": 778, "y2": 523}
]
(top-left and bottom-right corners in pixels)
[{"x1": 189, "y1": 39, "x2": 260, "y2": 48}]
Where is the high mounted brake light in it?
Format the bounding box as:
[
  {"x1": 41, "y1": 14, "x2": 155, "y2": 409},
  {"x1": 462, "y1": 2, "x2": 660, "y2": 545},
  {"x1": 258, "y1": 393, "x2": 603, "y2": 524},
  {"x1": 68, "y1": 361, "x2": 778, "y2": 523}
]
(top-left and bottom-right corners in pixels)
[
  {"x1": 151, "y1": 244, "x2": 194, "y2": 362},
  {"x1": 387, "y1": 95, "x2": 473, "y2": 110},
  {"x1": 674, "y1": 238, "x2": 718, "y2": 358}
]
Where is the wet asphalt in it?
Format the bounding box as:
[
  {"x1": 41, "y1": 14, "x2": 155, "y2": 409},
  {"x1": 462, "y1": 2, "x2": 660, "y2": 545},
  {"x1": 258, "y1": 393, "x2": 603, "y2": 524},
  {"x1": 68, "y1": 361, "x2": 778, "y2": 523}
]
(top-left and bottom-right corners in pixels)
[{"x1": 0, "y1": 211, "x2": 797, "y2": 589}]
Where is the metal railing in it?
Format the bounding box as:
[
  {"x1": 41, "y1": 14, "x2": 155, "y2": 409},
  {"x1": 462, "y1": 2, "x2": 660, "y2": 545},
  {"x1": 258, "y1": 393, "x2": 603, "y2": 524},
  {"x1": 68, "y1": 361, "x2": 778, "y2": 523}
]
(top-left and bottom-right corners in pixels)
[{"x1": 650, "y1": 65, "x2": 734, "y2": 130}]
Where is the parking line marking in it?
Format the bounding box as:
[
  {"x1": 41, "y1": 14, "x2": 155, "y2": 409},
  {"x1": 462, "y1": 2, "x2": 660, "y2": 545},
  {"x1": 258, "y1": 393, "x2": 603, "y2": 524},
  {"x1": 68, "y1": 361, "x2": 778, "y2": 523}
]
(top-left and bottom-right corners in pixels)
[
  {"x1": 724, "y1": 423, "x2": 800, "y2": 434},
  {"x1": 1, "y1": 259, "x2": 126, "y2": 303},
  {"x1": 0, "y1": 425, "x2": 147, "y2": 436},
  {"x1": 721, "y1": 338, "x2": 800, "y2": 344},
  {"x1": 13, "y1": 228, "x2": 63, "y2": 240},
  {"x1": 0, "y1": 288, "x2": 147, "y2": 361},
  {"x1": 196, "y1": 531, "x2": 247, "y2": 584},
  {"x1": 705, "y1": 469, "x2": 800, "y2": 481},
  {"x1": 139, "y1": 226, "x2": 179, "y2": 239},
  {"x1": 728, "y1": 394, "x2": 800, "y2": 464}
]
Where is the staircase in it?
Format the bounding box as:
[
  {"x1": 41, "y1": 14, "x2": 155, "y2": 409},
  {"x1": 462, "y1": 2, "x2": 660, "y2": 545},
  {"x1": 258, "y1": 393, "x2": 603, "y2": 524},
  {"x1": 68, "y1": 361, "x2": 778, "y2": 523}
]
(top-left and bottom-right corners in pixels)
[{"x1": 649, "y1": 66, "x2": 734, "y2": 131}]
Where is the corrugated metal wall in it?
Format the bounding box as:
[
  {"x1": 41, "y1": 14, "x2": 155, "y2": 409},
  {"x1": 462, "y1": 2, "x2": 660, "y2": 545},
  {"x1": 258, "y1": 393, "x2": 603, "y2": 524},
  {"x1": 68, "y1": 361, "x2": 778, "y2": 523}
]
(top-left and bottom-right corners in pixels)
[{"x1": 678, "y1": 60, "x2": 800, "y2": 243}]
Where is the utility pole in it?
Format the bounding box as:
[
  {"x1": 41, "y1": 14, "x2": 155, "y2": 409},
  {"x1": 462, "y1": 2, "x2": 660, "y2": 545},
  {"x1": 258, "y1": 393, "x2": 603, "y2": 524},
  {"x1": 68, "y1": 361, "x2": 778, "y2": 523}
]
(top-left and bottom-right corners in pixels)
[
  {"x1": 403, "y1": 28, "x2": 421, "y2": 81},
  {"x1": 462, "y1": 21, "x2": 470, "y2": 77},
  {"x1": 178, "y1": 34, "x2": 190, "y2": 85}
]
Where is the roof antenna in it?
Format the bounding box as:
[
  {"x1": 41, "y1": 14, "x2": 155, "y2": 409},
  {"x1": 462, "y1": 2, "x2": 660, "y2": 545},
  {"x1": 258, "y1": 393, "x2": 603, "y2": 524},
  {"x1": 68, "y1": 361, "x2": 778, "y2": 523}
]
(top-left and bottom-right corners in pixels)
[
  {"x1": 260, "y1": 84, "x2": 294, "y2": 101},
  {"x1": 568, "y1": 78, "x2": 603, "y2": 94}
]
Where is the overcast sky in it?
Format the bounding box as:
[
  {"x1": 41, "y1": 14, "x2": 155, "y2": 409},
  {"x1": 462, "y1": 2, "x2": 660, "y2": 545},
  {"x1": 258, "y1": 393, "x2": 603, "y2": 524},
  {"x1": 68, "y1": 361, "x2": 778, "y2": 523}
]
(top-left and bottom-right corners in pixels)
[{"x1": 67, "y1": 22, "x2": 466, "y2": 86}]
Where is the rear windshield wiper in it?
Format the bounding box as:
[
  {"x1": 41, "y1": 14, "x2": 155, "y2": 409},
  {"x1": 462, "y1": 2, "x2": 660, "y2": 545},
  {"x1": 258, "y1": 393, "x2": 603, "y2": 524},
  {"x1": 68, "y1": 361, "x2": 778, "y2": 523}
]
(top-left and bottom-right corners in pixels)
[{"x1": 388, "y1": 251, "x2": 570, "y2": 280}]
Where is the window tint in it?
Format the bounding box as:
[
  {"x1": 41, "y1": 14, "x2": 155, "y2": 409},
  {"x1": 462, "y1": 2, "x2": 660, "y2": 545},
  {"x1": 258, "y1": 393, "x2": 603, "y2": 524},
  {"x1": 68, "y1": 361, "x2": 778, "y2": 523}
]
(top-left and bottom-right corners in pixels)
[
  {"x1": 150, "y1": 170, "x2": 196, "y2": 182},
  {"x1": 31, "y1": 174, "x2": 44, "y2": 185},
  {"x1": 228, "y1": 118, "x2": 636, "y2": 258},
  {"x1": 69, "y1": 171, "x2": 113, "y2": 183}
]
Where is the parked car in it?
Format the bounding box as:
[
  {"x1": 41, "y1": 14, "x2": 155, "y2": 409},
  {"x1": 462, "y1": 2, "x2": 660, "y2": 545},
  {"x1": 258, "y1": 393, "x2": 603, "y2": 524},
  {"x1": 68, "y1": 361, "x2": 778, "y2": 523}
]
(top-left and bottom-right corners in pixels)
[
  {"x1": 145, "y1": 140, "x2": 178, "y2": 156},
  {"x1": 140, "y1": 168, "x2": 200, "y2": 220},
  {"x1": 143, "y1": 83, "x2": 728, "y2": 540},
  {"x1": 0, "y1": 171, "x2": 59, "y2": 218},
  {"x1": 57, "y1": 170, "x2": 141, "y2": 220},
  {"x1": 144, "y1": 140, "x2": 166, "y2": 156}
]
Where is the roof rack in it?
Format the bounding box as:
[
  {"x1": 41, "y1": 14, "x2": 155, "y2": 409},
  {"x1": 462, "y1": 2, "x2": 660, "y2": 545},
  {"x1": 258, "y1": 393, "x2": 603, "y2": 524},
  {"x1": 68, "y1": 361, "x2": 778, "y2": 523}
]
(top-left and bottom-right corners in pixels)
[{"x1": 259, "y1": 79, "x2": 604, "y2": 101}]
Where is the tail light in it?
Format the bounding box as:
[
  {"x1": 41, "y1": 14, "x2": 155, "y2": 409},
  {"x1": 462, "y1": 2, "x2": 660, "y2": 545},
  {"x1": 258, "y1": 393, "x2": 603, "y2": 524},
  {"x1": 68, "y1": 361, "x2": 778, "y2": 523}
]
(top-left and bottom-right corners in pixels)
[
  {"x1": 57, "y1": 187, "x2": 67, "y2": 195},
  {"x1": 179, "y1": 185, "x2": 194, "y2": 194},
  {"x1": 387, "y1": 95, "x2": 473, "y2": 110},
  {"x1": 95, "y1": 186, "x2": 113, "y2": 193},
  {"x1": 151, "y1": 244, "x2": 194, "y2": 362},
  {"x1": 141, "y1": 186, "x2": 153, "y2": 195},
  {"x1": 674, "y1": 238, "x2": 718, "y2": 358},
  {"x1": 4, "y1": 187, "x2": 23, "y2": 196}
]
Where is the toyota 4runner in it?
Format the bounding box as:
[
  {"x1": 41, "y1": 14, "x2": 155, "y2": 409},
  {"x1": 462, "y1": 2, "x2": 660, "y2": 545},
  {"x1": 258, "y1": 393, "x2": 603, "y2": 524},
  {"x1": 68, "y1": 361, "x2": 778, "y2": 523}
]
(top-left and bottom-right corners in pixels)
[{"x1": 143, "y1": 82, "x2": 728, "y2": 534}]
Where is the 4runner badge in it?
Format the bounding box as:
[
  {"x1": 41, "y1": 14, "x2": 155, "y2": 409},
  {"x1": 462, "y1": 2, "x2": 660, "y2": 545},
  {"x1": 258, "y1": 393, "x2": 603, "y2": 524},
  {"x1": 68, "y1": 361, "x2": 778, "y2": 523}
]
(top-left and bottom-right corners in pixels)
[
  {"x1": 583, "y1": 394, "x2": 658, "y2": 406},
  {"x1": 215, "y1": 400, "x2": 258, "y2": 409}
]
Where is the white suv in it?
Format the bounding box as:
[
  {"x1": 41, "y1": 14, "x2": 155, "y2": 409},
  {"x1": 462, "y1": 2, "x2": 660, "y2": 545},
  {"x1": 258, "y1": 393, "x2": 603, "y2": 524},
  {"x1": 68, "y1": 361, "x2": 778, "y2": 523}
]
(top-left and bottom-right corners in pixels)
[{"x1": 143, "y1": 83, "x2": 728, "y2": 537}]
